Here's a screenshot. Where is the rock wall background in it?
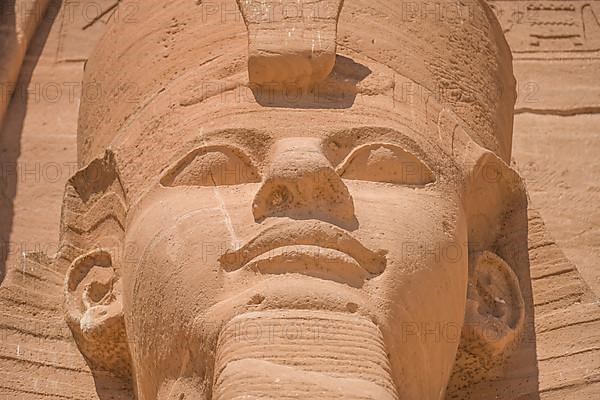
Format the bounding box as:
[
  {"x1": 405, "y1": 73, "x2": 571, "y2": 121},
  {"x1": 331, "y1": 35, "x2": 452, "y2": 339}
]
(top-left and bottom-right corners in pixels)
[
  {"x1": 0, "y1": 0, "x2": 118, "y2": 281},
  {"x1": 490, "y1": 0, "x2": 600, "y2": 295}
]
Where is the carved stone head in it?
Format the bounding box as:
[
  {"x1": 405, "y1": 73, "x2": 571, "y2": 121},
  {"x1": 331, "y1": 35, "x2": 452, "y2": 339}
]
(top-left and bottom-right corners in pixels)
[{"x1": 61, "y1": 1, "x2": 527, "y2": 399}]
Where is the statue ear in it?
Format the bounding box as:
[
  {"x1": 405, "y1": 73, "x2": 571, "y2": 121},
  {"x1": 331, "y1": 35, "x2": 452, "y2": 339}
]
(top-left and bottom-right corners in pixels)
[
  {"x1": 451, "y1": 150, "x2": 528, "y2": 387},
  {"x1": 464, "y1": 251, "x2": 525, "y2": 357},
  {"x1": 60, "y1": 150, "x2": 131, "y2": 379},
  {"x1": 65, "y1": 249, "x2": 131, "y2": 378},
  {"x1": 462, "y1": 151, "x2": 527, "y2": 353}
]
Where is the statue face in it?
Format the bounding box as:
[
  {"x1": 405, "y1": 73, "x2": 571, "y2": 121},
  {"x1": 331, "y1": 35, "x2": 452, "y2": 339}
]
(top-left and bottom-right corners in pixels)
[
  {"x1": 60, "y1": 1, "x2": 527, "y2": 397},
  {"x1": 120, "y1": 106, "x2": 469, "y2": 398}
]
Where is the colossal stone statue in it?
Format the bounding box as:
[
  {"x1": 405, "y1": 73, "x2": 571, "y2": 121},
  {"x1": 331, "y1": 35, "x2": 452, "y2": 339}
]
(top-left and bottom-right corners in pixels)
[
  {"x1": 60, "y1": 1, "x2": 527, "y2": 398},
  {"x1": 1, "y1": 0, "x2": 598, "y2": 399}
]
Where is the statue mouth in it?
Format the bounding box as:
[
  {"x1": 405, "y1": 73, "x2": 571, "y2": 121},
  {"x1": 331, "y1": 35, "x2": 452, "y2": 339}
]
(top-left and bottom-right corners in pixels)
[{"x1": 218, "y1": 220, "x2": 387, "y2": 285}]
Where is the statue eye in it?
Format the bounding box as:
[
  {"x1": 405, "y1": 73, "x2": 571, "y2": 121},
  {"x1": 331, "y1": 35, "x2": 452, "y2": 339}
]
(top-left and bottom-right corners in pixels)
[
  {"x1": 160, "y1": 146, "x2": 261, "y2": 187},
  {"x1": 336, "y1": 143, "x2": 435, "y2": 186}
]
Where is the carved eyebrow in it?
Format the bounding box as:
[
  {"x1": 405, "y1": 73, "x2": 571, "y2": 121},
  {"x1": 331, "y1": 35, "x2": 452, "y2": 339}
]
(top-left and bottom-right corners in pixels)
[
  {"x1": 202, "y1": 128, "x2": 274, "y2": 152},
  {"x1": 159, "y1": 144, "x2": 261, "y2": 187},
  {"x1": 326, "y1": 126, "x2": 426, "y2": 146},
  {"x1": 335, "y1": 143, "x2": 437, "y2": 186},
  {"x1": 161, "y1": 128, "x2": 274, "y2": 169},
  {"x1": 200, "y1": 128, "x2": 272, "y2": 142},
  {"x1": 323, "y1": 126, "x2": 432, "y2": 166}
]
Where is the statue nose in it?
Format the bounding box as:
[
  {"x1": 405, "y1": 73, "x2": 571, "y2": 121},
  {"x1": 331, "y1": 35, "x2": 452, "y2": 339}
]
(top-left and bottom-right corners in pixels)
[{"x1": 252, "y1": 139, "x2": 356, "y2": 227}]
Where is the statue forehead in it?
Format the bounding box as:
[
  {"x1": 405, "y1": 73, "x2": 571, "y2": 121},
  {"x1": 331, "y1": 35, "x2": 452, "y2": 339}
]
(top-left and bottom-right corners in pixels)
[
  {"x1": 111, "y1": 53, "x2": 469, "y2": 158},
  {"x1": 113, "y1": 85, "x2": 465, "y2": 153},
  {"x1": 79, "y1": 0, "x2": 513, "y2": 173}
]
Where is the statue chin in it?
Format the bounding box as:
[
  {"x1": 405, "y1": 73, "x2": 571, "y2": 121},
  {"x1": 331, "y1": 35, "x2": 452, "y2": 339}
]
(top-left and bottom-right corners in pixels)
[{"x1": 212, "y1": 309, "x2": 399, "y2": 400}]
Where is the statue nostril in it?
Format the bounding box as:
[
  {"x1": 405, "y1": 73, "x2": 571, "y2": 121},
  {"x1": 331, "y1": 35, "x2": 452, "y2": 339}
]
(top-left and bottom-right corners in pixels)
[{"x1": 269, "y1": 186, "x2": 293, "y2": 209}]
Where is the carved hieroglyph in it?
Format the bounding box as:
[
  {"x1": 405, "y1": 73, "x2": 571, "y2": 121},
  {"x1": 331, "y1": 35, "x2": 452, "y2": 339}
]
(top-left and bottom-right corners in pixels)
[
  {"x1": 489, "y1": 0, "x2": 600, "y2": 55},
  {"x1": 0, "y1": 0, "x2": 598, "y2": 399},
  {"x1": 488, "y1": 0, "x2": 600, "y2": 111}
]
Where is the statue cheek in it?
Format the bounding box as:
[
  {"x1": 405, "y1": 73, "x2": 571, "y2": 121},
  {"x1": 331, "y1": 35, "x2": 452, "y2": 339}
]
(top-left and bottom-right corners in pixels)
[{"x1": 123, "y1": 225, "x2": 227, "y2": 318}]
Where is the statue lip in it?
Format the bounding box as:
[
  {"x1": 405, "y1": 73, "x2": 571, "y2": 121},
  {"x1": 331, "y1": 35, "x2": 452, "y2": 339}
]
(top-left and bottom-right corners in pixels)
[
  {"x1": 218, "y1": 220, "x2": 387, "y2": 276},
  {"x1": 244, "y1": 245, "x2": 369, "y2": 288}
]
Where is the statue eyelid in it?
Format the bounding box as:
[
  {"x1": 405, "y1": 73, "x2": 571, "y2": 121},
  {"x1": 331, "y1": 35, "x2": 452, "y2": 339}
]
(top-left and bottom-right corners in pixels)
[
  {"x1": 335, "y1": 143, "x2": 436, "y2": 186},
  {"x1": 159, "y1": 145, "x2": 261, "y2": 187}
]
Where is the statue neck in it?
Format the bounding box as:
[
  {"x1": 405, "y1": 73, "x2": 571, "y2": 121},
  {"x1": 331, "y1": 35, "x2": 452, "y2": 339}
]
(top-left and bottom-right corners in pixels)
[{"x1": 212, "y1": 309, "x2": 399, "y2": 400}]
